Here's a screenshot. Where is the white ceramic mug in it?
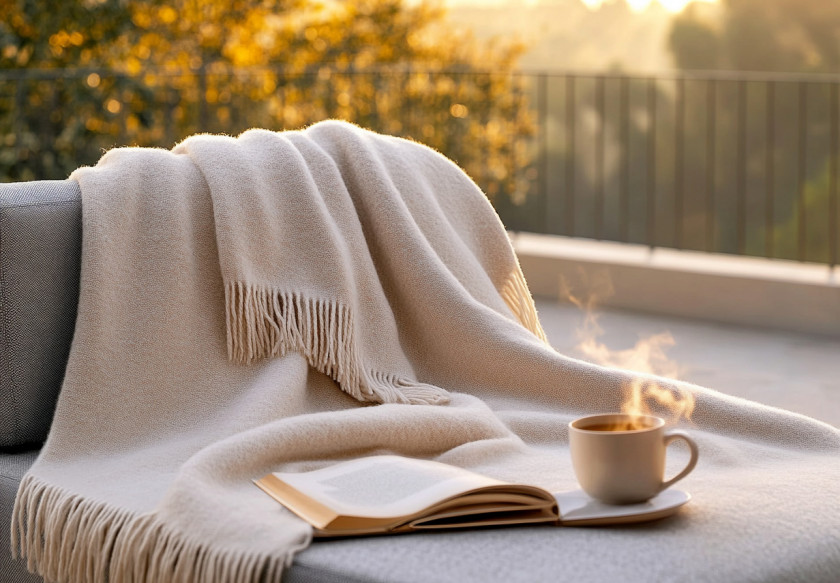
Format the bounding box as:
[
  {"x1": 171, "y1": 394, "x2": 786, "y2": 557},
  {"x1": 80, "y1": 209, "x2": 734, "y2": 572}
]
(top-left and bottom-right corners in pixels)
[{"x1": 569, "y1": 413, "x2": 699, "y2": 504}]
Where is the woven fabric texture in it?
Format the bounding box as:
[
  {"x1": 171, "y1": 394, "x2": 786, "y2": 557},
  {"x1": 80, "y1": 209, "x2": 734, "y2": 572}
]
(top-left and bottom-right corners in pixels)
[{"x1": 0, "y1": 181, "x2": 81, "y2": 448}]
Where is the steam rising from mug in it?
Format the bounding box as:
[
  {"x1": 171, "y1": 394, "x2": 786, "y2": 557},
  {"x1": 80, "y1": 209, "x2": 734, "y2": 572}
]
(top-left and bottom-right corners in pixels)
[{"x1": 562, "y1": 270, "x2": 695, "y2": 425}]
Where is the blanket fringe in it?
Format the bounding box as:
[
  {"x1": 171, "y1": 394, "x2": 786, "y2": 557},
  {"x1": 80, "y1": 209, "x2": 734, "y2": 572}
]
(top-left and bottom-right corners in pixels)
[
  {"x1": 500, "y1": 269, "x2": 548, "y2": 344},
  {"x1": 12, "y1": 474, "x2": 305, "y2": 583},
  {"x1": 224, "y1": 281, "x2": 449, "y2": 405}
]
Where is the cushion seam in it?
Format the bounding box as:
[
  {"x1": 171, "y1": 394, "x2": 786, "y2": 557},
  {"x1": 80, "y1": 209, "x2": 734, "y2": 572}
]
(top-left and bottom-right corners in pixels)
[
  {"x1": 0, "y1": 200, "x2": 77, "y2": 211},
  {"x1": 0, "y1": 474, "x2": 23, "y2": 486}
]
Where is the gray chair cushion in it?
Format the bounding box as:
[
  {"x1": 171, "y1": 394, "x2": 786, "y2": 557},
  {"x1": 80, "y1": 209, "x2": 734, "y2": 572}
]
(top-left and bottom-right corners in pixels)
[
  {"x1": 0, "y1": 180, "x2": 81, "y2": 448},
  {"x1": 0, "y1": 450, "x2": 42, "y2": 583}
]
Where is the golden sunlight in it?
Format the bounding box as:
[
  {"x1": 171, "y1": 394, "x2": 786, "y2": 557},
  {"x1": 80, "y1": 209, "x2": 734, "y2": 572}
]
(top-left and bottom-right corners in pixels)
[{"x1": 579, "y1": 0, "x2": 717, "y2": 13}]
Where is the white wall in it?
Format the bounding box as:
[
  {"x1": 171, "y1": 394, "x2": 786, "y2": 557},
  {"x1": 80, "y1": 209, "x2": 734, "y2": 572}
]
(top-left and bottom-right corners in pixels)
[{"x1": 512, "y1": 233, "x2": 840, "y2": 338}]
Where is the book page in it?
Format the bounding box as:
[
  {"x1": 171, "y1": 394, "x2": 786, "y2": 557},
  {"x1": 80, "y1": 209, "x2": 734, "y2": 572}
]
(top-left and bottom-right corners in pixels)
[{"x1": 273, "y1": 455, "x2": 506, "y2": 518}]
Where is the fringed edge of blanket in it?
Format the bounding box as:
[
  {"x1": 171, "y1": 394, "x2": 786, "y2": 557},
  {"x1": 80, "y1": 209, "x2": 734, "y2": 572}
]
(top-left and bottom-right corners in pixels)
[
  {"x1": 12, "y1": 474, "x2": 309, "y2": 583},
  {"x1": 500, "y1": 269, "x2": 548, "y2": 344},
  {"x1": 224, "y1": 281, "x2": 450, "y2": 406}
]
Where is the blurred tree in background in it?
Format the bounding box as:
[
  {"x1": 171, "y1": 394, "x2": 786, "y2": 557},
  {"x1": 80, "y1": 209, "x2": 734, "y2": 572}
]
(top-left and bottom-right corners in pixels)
[
  {"x1": 670, "y1": 0, "x2": 840, "y2": 73},
  {"x1": 0, "y1": 0, "x2": 533, "y2": 205},
  {"x1": 0, "y1": 0, "x2": 136, "y2": 178},
  {"x1": 668, "y1": 0, "x2": 840, "y2": 262}
]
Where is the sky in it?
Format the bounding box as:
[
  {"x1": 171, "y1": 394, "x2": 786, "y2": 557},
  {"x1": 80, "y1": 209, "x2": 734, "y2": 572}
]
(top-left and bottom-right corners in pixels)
[{"x1": 446, "y1": 0, "x2": 718, "y2": 13}]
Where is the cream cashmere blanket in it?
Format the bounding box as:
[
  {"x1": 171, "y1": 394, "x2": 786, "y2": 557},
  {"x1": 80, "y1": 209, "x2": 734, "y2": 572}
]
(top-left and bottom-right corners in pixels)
[{"x1": 12, "y1": 121, "x2": 840, "y2": 583}]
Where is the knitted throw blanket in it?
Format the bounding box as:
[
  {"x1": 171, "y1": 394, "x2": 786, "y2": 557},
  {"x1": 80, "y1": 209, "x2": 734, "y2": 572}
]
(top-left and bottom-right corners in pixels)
[
  {"x1": 12, "y1": 121, "x2": 840, "y2": 583},
  {"x1": 181, "y1": 123, "x2": 545, "y2": 404}
]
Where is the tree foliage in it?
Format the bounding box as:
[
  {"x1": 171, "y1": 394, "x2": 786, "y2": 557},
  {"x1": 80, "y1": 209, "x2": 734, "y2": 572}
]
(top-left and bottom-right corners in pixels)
[
  {"x1": 669, "y1": 0, "x2": 840, "y2": 73},
  {"x1": 0, "y1": 0, "x2": 533, "y2": 205}
]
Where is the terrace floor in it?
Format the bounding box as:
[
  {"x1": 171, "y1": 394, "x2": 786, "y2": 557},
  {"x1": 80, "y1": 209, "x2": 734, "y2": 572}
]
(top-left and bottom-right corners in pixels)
[{"x1": 535, "y1": 298, "x2": 840, "y2": 428}]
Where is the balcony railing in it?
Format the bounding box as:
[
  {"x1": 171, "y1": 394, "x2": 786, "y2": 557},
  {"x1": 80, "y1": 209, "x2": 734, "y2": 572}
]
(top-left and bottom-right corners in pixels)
[
  {"x1": 516, "y1": 70, "x2": 840, "y2": 269},
  {"x1": 2, "y1": 67, "x2": 838, "y2": 266}
]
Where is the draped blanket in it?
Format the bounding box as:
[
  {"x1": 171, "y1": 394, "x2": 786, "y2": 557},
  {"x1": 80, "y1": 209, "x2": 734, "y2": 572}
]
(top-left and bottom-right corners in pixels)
[{"x1": 12, "y1": 121, "x2": 840, "y2": 583}]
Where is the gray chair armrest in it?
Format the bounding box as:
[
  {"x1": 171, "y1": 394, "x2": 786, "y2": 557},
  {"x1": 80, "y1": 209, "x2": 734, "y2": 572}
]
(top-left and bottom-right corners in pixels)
[{"x1": 0, "y1": 180, "x2": 81, "y2": 448}]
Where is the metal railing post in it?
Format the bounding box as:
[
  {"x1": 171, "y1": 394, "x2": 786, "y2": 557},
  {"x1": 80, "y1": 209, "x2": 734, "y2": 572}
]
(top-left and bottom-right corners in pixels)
[
  {"x1": 765, "y1": 82, "x2": 775, "y2": 259},
  {"x1": 647, "y1": 77, "x2": 657, "y2": 250},
  {"x1": 830, "y1": 83, "x2": 838, "y2": 269},
  {"x1": 595, "y1": 75, "x2": 605, "y2": 240},
  {"x1": 737, "y1": 79, "x2": 747, "y2": 255},
  {"x1": 620, "y1": 76, "x2": 630, "y2": 243},
  {"x1": 198, "y1": 64, "x2": 208, "y2": 132},
  {"x1": 706, "y1": 78, "x2": 717, "y2": 253},
  {"x1": 565, "y1": 74, "x2": 576, "y2": 237},
  {"x1": 538, "y1": 73, "x2": 549, "y2": 234},
  {"x1": 674, "y1": 76, "x2": 685, "y2": 249},
  {"x1": 798, "y1": 82, "x2": 808, "y2": 262}
]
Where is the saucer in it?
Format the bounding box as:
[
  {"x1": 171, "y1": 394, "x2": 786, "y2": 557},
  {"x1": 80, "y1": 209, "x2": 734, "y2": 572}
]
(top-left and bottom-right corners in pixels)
[{"x1": 553, "y1": 489, "x2": 691, "y2": 526}]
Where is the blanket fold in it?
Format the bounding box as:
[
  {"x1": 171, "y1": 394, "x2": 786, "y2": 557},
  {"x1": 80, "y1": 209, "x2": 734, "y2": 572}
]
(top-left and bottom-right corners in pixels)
[
  {"x1": 173, "y1": 124, "x2": 545, "y2": 404},
  {"x1": 11, "y1": 120, "x2": 840, "y2": 583}
]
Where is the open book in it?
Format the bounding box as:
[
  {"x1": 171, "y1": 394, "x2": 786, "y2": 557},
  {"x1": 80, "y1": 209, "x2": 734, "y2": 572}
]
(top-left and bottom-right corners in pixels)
[{"x1": 254, "y1": 455, "x2": 691, "y2": 536}]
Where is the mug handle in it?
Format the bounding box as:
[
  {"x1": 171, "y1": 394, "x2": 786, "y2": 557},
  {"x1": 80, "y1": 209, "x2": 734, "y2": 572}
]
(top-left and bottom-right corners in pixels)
[{"x1": 659, "y1": 430, "x2": 699, "y2": 493}]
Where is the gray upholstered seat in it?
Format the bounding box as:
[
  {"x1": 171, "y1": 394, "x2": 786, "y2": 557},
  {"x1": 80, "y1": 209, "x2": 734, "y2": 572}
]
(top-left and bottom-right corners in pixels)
[
  {"x1": 0, "y1": 181, "x2": 82, "y2": 448},
  {"x1": 1, "y1": 180, "x2": 83, "y2": 582},
  {"x1": 0, "y1": 451, "x2": 41, "y2": 582}
]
